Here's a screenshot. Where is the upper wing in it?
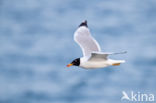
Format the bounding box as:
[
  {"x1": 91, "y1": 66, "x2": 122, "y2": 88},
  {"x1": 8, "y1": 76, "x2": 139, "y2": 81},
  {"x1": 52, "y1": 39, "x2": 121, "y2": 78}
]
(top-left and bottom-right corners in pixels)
[
  {"x1": 89, "y1": 51, "x2": 127, "y2": 61},
  {"x1": 88, "y1": 52, "x2": 110, "y2": 61},
  {"x1": 74, "y1": 20, "x2": 101, "y2": 56}
]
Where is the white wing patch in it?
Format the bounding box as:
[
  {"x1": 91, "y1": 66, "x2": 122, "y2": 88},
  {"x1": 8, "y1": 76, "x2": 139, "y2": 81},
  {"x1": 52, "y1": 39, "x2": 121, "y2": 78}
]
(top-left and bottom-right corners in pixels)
[{"x1": 74, "y1": 26, "x2": 101, "y2": 56}]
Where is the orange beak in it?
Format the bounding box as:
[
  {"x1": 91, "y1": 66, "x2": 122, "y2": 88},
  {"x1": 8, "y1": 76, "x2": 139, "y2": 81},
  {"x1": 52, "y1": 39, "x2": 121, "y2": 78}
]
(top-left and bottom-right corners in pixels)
[{"x1": 66, "y1": 63, "x2": 73, "y2": 67}]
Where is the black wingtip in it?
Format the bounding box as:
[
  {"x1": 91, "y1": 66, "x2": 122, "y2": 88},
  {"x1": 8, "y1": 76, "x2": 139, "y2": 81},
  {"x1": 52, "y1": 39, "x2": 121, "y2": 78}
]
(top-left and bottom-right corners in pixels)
[{"x1": 79, "y1": 20, "x2": 88, "y2": 27}]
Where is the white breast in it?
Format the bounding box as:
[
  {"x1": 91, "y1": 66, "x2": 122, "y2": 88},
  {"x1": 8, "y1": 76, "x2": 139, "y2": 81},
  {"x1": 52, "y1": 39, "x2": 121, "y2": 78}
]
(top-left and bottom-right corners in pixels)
[
  {"x1": 80, "y1": 61, "x2": 110, "y2": 69},
  {"x1": 80, "y1": 57, "x2": 111, "y2": 69}
]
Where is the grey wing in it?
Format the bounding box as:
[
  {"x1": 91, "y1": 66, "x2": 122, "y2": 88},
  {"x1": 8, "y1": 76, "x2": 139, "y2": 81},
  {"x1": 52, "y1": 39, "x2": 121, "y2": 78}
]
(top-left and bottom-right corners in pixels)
[
  {"x1": 74, "y1": 26, "x2": 101, "y2": 56},
  {"x1": 89, "y1": 51, "x2": 127, "y2": 61},
  {"x1": 88, "y1": 52, "x2": 109, "y2": 61}
]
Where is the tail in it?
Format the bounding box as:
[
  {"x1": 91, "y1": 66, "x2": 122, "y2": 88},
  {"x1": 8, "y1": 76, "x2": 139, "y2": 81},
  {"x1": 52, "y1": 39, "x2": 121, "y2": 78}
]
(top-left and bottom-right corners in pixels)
[
  {"x1": 119, "y1": 60, "x2": 125, "y2": 63},
  {"x1": 112, "y1": 60, "x2": 125, "y2": 66}
]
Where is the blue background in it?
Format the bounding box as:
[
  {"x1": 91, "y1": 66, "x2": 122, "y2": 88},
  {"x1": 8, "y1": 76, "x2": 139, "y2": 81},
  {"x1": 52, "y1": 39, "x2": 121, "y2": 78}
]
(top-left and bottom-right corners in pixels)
[{"x1": 0, "y1": 0, "x2": 156, "y2": 103}]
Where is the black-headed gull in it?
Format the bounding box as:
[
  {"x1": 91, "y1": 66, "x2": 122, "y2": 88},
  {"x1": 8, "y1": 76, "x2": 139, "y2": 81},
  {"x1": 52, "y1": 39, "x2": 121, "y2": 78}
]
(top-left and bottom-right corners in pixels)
[{"x1": 67, "y1": 20, "x2": 126, "y2": 69}]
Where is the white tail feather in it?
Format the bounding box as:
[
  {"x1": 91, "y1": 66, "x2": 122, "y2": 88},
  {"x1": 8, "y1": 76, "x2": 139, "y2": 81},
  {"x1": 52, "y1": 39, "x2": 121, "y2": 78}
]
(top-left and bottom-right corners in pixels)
[{"x1": 119, "y1": 60, "x2": 125, "y2": 63}]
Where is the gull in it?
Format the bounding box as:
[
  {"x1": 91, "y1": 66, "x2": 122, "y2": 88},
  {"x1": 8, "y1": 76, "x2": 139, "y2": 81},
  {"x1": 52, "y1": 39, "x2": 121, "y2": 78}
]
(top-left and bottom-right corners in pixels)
[{"x1": 67, "y1": 20, "x2": 126, "y2": 69}]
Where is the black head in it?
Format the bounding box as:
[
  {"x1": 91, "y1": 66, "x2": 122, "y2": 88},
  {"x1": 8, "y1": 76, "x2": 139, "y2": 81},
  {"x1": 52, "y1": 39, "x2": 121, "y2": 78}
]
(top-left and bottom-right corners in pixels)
[
  {"x1": 67, "y1": 58, "x2": 80, "y2": 67},
  {"x1": 79, "y1": 20, "x2": 88, "y2": 27}
]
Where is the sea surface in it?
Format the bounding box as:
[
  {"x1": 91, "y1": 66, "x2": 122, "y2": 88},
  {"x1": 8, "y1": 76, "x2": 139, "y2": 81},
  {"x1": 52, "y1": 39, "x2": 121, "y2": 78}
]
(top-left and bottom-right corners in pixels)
[{"x1": 0, "y1": 0, "x2": 156, "y2": 103}]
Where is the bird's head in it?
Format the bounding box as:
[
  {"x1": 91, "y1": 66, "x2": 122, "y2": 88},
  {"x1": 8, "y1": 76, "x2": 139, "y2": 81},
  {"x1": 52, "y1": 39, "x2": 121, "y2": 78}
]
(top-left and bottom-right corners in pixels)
[
  {"x1": 79, "y1": 20, "x2": 88, "y2": 27},
  {"x1": 67, "y1": 58, "x2": 80, "y2": 67}
]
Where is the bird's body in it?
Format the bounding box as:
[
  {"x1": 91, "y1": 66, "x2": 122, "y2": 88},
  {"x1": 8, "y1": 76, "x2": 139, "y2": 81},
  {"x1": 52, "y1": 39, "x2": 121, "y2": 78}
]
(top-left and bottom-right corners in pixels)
[
  {"x1": 80, "y1": 57, "x2": 125, "y2": 69},
  {"x1": 79, "y1": 52, "x2": 125, "y2": 69},
  {"x1": 67, "y1": 20, "x2": 126, "y2": 69}
]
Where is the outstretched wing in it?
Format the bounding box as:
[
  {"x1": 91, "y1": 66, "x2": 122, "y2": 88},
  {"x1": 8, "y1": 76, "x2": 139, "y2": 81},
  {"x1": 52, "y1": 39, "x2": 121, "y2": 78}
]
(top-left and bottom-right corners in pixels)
[
  {"x1": 89, "y1": 51, "x2": 127, "y2": 61},
  {"x1": 74, "y1": 20, "x2": 101, "y2": 56}
]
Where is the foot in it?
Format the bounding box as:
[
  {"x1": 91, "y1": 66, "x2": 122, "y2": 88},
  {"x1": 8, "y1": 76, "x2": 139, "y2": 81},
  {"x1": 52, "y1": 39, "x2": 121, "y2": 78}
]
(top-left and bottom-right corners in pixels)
[{"x1": 112, "y1": 63, "x2": 120, "y2": 66}]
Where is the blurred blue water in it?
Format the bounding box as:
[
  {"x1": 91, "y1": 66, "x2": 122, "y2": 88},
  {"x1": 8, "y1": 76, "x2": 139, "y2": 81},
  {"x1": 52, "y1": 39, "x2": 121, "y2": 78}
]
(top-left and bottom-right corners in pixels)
[{"x1": 0, "y1": 0, "x2": 156, "y2": 103}]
